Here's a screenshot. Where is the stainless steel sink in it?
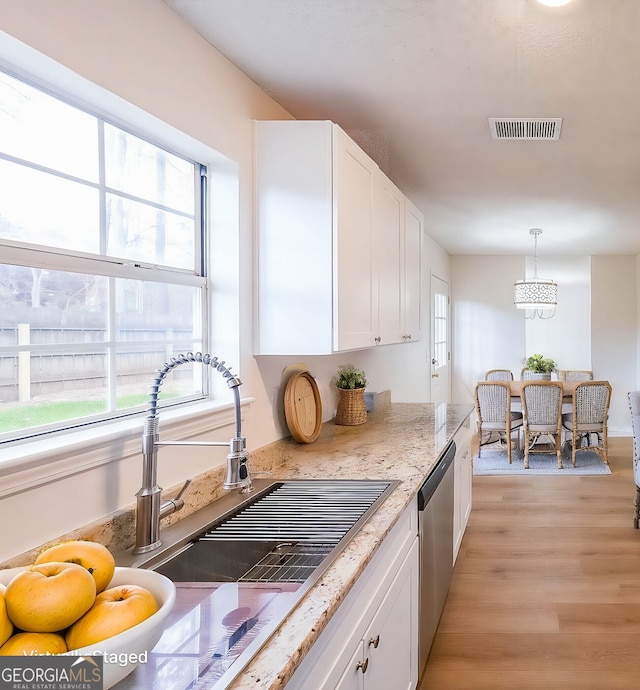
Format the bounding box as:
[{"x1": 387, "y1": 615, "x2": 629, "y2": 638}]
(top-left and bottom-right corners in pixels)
[
  {"x1": 151, "y1": 539, "x2": 285, "y2": 581},
  {"x1": 123, "y1": 479, "x2": 398, "y2": 584},
  {"x1": 115, "y1": 479, "x2": 398, "y2": 690}
]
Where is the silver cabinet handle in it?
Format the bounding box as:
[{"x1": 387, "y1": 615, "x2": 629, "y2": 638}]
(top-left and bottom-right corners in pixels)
[
  {"x1": 368, "y1": 634, "x2": 380, "y2": 649},
  {"x1": 374, "y1": 336, "x2": 381, "y2": 343},
  {"x1": 356, "y1": 658, "x2": 369, "y2": 674}
]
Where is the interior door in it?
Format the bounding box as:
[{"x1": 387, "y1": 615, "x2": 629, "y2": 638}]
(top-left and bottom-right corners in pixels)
[{"x1": 431, "y1": 275, "x2": 450, "y2": 404}]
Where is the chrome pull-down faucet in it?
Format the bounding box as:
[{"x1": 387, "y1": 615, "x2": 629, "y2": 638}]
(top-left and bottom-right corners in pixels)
[{"x1": 133, "y1": 352, "x2": 251, "y2": 555}]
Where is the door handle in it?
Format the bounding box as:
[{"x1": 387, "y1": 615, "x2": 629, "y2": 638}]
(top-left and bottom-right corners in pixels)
[{"x1": 432, "y1": 373, "x2": 440, "y2": 378}]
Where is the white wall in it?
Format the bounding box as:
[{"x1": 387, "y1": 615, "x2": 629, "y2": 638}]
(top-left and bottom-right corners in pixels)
[
  {"x1": 591, "y1": 256, "x2": 637, "y2": 435},
  {"x1": 0, "y1": 0, "x2": 437, "y2": 561},
  {"x1": 526, "y1": 255, "x2": 591, "y2": 371},
  {"x1": 451, "y1": 256, "x2": 525, "y2": 403}
]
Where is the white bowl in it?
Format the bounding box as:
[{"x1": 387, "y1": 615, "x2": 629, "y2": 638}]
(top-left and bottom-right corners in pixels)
[{"x1": 0, "y1": 565, "x2": 176, "y2": 689}]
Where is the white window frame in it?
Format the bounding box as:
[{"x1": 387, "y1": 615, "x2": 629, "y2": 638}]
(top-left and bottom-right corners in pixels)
[{"x1": 0, "y1": 32, "x2": 243, "y2": 497}]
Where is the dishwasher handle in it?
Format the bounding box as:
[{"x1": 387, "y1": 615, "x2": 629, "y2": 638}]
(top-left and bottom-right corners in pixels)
[{"x1": 417, "y1": 441, "x2": 456, "y2": 511}]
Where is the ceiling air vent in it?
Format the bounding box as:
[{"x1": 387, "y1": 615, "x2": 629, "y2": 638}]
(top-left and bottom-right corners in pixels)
[{"x1": 488, "y1": 118, "x2": 562, "y2": 140}]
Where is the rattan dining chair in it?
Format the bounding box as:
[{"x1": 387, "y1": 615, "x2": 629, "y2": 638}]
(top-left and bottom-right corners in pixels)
[
  {"x1": 520, "y1": 368, "x2": 536, "y2": 380},
  {"x1": 628, "y1": 391, "x2": 640, "y2": 528},
  {"x1": 561, "y1": 381, "x2": 611, "y2": 467},
  {"x1": 521, "y1": 381, "x2": 564, "y2": 469},
  {"x1": 565, "y1": 370, "x2": 594, "y2": 382},
  {"x1": 474, "y1": 381, "x2": 523, "y2": 464},
  {"x1": 485, "y1": 369, "x2": 514, "y2": 381}
]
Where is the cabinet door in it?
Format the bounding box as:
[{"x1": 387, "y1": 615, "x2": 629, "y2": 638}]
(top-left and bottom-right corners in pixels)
[
  {"x1": 454, "y1": 420, "x2": 473, "y2": 562},
  {"x1": 460, "y1": 444, "x2": 472, "y2": 527},
  {"x1": 255, "y1": 120, "x2": 334, "y2": 355},
  {"x1": 334, "y1": 539, "x2": 418, "y2": 690},
  {"x1": 333, "y1": 126, "x2": 378, "y2": 351},
  {"x1": 454, "y1": 449, "x2": 463, "y2": 560},
  {"x1": 374, "y1": 171, "x2": 404, "y2": 345},
  {"x1": 333, "y1": 642, "x2": 366, "y2": 690},
  {"x1": 363, "y1": 539, "x2": 419, "y2": 690},
  {"x1": 403, "y1": 198, "x2": 423, "y2": 342},
  {"x1": 286, "y1": 504, "x2": 417, "y2": 690}
]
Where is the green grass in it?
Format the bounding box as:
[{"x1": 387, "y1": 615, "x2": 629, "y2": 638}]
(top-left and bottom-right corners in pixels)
[{"x1": 0, "y1": 393, "x2": 154, "y2": 433}]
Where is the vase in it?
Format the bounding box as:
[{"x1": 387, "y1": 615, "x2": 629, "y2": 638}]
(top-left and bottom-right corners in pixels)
[
  {"x1": 530, "y1": 372, "x2": 552, "y2": 380},
  {"x1": 335, "y1": 388, "x2": 367, "y2": 425}
]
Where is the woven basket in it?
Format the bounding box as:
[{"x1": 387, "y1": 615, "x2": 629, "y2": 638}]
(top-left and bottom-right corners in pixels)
[{"x1": 335, "y1": 387, "x2": 367, "y2": 426}]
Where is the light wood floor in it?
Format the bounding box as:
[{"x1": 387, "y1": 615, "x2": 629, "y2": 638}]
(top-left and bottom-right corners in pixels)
[{"x1": 420, "y1": 436, "x2": 640, "y2": 690}]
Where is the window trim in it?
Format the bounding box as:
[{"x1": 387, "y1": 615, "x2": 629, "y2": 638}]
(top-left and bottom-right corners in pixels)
[
  {"x1": 0, "y1": 242, "x2": 206, "y2": 284},
  {"x1": 0, "y1": 396, "x2": 254, "y2": 500}
]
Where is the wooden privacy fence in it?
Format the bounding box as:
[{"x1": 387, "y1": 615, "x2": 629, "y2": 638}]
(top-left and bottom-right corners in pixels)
[{"x1": 0, "y1": 325, "x2": 193, "y2": 403}]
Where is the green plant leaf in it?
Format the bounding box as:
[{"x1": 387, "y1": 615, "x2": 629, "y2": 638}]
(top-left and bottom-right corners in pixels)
[{"x1": 336, "y1": 364, "x2": 367, "y2": 389}]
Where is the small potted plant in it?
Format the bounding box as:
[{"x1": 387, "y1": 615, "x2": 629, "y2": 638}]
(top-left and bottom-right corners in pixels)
[
  {"x1": 526, "y1": 354, "x2": 556, "y2": 380},
  {"x1": 335, "y1": 364, "x2": 368, "y2": 425}
]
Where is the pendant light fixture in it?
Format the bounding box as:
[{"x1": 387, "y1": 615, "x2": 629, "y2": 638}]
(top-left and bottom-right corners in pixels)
[{"x1": 514, "y1": 229, "x2": 557, "y2": 319}]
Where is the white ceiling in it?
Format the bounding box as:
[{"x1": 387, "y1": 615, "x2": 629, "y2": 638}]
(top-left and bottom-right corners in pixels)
[{"x1": 163, "y1": 0, "x2": 640, "y2": 257}]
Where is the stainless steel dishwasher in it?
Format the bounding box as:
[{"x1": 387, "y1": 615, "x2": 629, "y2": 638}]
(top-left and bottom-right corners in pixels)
[{"x1": 417, "y1": 439, "x2": 456, "y2": 679}]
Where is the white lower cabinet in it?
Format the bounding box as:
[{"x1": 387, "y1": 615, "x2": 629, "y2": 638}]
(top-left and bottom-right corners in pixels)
[
  {"x1": 453, "y1": 417, "x2": 473, "y2": 562},
  {"x1": 333, "y1": 541, "x2": 418, "y2": 690},
  {"x1": 287, "y1": 503, "x2": 418, "y2": 689}
]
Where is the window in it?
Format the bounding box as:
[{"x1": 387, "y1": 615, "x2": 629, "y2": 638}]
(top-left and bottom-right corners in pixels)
[
  {"x1": 433, "y1": 288, "x2": 448, "y2": 372},
  {"x1": 0, "y1": 69, "x2": 208, "y2": 442}
]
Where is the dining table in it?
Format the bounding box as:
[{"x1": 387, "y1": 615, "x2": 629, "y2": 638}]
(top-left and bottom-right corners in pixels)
[{"x1": 506, "y1": 380, "x2": 579, "y2": 401}]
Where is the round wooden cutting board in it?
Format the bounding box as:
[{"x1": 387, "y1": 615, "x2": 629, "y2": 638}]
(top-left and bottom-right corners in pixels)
[{"x1": 284, "y1": 370, "x2": 322, "y2": 443}]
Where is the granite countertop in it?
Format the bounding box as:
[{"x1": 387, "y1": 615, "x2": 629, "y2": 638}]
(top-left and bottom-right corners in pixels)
[{"x1": 223, "y1": 400, "x2": 473, "y2": 689}]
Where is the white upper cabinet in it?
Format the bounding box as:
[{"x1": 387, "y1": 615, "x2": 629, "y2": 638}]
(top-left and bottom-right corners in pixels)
[
  {"x1": 403, "y1": 197, "x2": 423, "y2": 342},
  {"x1": 254, "y1": 119, "x2": 421, "y2": 355},
  {"x1": 373, "y1": 171, "x2": 404, "y2": 346},
  {"x1": 333, "y1": 126, "x2": 379, "y2": 351},
  {"x1": 255, "y1": 120, "x2": 377, "y2": 354},
  {"x1": 373, "y1": 174, "x2": 423, "y2": 347}
]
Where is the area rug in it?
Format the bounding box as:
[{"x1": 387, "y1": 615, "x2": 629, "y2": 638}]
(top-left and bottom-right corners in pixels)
[{"x1": 473, "y1": 446, "x2": 611, "y2": 476}]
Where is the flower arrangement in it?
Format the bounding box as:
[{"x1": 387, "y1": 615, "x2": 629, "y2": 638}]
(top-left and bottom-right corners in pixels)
[
  {"x1": 526, "y1": 354, "x2": 556, "y2": 374},
  {"x1": 336, "y1": 364, "x2": 367, "y2": 390}
]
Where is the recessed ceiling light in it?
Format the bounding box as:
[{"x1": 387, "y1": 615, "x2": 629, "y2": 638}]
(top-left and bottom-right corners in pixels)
[{"x1": 537, "y1": 0, "x2": 572, "y2": 6}]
